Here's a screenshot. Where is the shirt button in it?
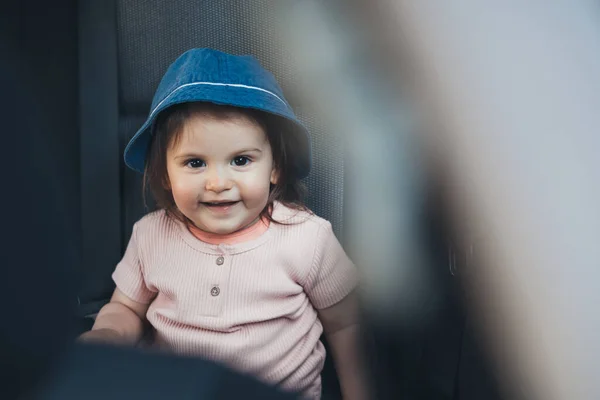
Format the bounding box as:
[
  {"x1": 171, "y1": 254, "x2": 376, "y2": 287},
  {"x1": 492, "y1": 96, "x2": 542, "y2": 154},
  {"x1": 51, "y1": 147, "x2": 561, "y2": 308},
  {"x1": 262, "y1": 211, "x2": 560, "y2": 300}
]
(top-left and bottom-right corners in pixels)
[
  {"x1": 210, "y1": 286, "x2": 220, "y2": 296},
  {"x1": 216, "y1": 256, "x2": 224, "y2": 265}
]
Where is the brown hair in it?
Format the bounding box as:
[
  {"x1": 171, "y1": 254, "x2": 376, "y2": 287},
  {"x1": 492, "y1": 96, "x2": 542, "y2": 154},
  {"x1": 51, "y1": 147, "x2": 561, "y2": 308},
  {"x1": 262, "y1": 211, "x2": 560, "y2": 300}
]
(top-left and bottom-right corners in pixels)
[{"x1": 143, "y1": 102, "x2": 308, "y2": 225}]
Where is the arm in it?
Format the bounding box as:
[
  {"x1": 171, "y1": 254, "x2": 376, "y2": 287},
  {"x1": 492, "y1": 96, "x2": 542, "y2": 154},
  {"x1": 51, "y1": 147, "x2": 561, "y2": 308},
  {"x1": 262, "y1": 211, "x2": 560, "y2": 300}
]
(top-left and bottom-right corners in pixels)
[
  {"x1": 318, "y1": 291, "x2": 368, "y2": 400},
  {"x1": 79, "y1": 288, "x2": 150, "y2": 346}
]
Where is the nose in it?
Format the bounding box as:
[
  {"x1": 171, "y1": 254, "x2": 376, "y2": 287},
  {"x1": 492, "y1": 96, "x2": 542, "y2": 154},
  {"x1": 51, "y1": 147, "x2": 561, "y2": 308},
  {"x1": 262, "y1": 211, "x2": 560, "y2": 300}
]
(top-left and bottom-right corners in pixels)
[{"x1": 204, "y1": 166, "x2": 232, "y2": 193}]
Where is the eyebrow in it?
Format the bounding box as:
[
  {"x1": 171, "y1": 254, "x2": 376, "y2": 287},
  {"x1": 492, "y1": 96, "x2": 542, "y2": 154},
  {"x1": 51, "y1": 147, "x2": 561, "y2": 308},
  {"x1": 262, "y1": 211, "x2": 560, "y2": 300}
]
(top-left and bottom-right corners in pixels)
[
  {"x1": 174, "y1": 153, "x2": 206, "y2": 161},
  {"x1": 173, "y1": 148, "x2": 263, "y2": 160},
  {"x1": 236, "y1": 148, "x2": 263, "y2": 154}
]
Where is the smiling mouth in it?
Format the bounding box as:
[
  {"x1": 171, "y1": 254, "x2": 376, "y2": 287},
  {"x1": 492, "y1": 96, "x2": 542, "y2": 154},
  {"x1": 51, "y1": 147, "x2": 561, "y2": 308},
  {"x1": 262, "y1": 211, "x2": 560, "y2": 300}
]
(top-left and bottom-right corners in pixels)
[{"x1": 202, "y1": 201, "x2": 239, "y2": 207}]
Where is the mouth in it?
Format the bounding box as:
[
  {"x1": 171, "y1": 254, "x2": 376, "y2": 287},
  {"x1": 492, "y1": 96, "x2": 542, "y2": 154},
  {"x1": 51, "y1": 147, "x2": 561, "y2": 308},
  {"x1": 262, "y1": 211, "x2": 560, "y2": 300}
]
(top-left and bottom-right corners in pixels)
[
  {"x1": 202, "y1": 201, "x2": 239, "y2": 207},
  {"x1": 201, "y1": 200, "x2": 240, "y2": 213}
]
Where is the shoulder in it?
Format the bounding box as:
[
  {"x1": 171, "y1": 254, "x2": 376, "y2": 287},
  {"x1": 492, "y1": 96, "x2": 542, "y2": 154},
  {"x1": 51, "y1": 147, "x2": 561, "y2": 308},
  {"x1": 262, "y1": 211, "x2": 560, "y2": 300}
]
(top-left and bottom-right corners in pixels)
[
  {"x1": 126, "y1": 210, "x2": 186, "y2": 265},
  {"x1": 271, "y1": 202, "x2": 332, "y2": 234},
  {"x1": 270, "y1": 203, "x2": 339, "y2": 255},
  {"x1": 268, "y1": 203, "x2": 342, "y2": 283},
  {"x1": 131, "y1": 209, "x2": 180, "y2": 241}
]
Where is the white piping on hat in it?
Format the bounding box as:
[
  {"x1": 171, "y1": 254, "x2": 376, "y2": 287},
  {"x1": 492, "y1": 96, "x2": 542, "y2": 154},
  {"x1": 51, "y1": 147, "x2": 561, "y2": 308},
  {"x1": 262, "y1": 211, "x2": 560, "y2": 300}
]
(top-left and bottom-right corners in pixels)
[{"x1": 149, "y1": 82, "x2": 287, "y2": 118}]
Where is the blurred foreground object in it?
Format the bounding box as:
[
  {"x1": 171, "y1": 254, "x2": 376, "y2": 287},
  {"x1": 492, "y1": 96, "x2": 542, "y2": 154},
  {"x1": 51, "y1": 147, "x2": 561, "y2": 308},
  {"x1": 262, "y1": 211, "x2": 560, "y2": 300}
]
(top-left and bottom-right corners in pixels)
[{"x1": 279, "y1": 1, "x2": 600, "y2": 400}]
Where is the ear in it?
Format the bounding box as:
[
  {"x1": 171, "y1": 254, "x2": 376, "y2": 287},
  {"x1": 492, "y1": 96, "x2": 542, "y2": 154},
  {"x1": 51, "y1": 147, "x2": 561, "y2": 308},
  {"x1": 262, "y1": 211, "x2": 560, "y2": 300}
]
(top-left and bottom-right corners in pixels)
[{"x1": 270, "y1": 167, "x2": 279, "y2": 185}]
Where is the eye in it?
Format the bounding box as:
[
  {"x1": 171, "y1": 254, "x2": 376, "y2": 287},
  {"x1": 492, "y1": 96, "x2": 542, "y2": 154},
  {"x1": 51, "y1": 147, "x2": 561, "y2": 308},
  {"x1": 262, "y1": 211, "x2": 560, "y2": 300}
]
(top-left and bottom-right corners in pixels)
[
  {"x1": 231, "y1": 156, "x2": 251, "y2": 167},
  {"x1": 186, "y1": 158, "x2": 206, "y2": 169}
]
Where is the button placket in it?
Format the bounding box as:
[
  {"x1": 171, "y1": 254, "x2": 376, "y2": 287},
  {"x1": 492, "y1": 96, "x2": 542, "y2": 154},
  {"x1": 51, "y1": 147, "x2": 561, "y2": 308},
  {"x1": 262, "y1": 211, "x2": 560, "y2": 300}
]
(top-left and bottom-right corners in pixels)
[{"x1": 207, "y1": 244, "x2": 228, "y2": 312}]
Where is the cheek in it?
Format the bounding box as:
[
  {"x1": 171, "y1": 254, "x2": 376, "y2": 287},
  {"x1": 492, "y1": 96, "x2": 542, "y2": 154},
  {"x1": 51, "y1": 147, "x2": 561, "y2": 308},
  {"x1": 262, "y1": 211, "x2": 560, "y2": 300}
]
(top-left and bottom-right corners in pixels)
[
  {"x1": 169, "y1": 177, "x2": 199, "y2": 206},
  {"x1": 238, "y1": 173, "x2": 272, "y2": 203}
]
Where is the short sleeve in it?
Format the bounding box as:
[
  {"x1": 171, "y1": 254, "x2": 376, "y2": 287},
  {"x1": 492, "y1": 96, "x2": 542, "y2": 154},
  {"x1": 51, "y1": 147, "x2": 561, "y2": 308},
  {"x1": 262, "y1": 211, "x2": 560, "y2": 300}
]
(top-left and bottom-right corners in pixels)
[
  {"x1": 303, "y1": 221, "x2": 359, "y2": 310},
  {"x1": 112, "y1": 224, "x2": 156, "y2": 304}
]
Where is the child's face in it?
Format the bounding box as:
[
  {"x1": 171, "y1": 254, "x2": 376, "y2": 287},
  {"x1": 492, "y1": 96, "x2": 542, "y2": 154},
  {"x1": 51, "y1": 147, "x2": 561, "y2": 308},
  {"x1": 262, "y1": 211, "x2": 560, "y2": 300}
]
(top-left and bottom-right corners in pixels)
[{"x1": 166, "y1": 113, "x2": 277, "y2": 235}]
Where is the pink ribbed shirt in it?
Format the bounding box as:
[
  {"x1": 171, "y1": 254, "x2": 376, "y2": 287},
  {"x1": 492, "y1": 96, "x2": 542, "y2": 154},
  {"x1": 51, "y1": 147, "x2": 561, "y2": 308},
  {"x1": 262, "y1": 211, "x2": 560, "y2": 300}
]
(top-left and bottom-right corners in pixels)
[{"x1": 112, "y1": 203, "x2": 358, "y2": 399}]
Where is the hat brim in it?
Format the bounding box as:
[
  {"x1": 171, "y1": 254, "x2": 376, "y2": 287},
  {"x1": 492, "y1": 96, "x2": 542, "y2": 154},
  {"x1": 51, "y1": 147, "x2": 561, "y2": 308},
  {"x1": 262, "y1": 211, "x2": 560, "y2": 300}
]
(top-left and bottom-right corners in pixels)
[{"x1": 123, "y1": 84, "x2": 312, "y2": 179}]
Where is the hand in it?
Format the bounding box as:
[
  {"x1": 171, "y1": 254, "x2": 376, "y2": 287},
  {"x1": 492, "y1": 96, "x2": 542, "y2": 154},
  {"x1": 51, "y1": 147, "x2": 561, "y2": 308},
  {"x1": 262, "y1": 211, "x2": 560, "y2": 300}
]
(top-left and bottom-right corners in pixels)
[{"x1": 78, "y1": 328, "x2": 128, "y2": 346}]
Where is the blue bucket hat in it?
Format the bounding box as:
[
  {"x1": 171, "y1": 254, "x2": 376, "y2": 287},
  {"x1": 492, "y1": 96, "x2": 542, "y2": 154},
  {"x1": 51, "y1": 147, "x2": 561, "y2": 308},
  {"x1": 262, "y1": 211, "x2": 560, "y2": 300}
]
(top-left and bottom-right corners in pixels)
[{"x1": 124, "y1": 48, "x2": 311, "y2": 178}]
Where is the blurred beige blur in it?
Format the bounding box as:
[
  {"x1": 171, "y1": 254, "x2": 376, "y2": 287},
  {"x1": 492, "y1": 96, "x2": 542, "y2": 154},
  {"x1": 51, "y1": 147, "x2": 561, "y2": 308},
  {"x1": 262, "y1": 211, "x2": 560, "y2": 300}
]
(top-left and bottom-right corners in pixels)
[{"x1": 274, "y1": 1, "x2": 600, "y2": 400}]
